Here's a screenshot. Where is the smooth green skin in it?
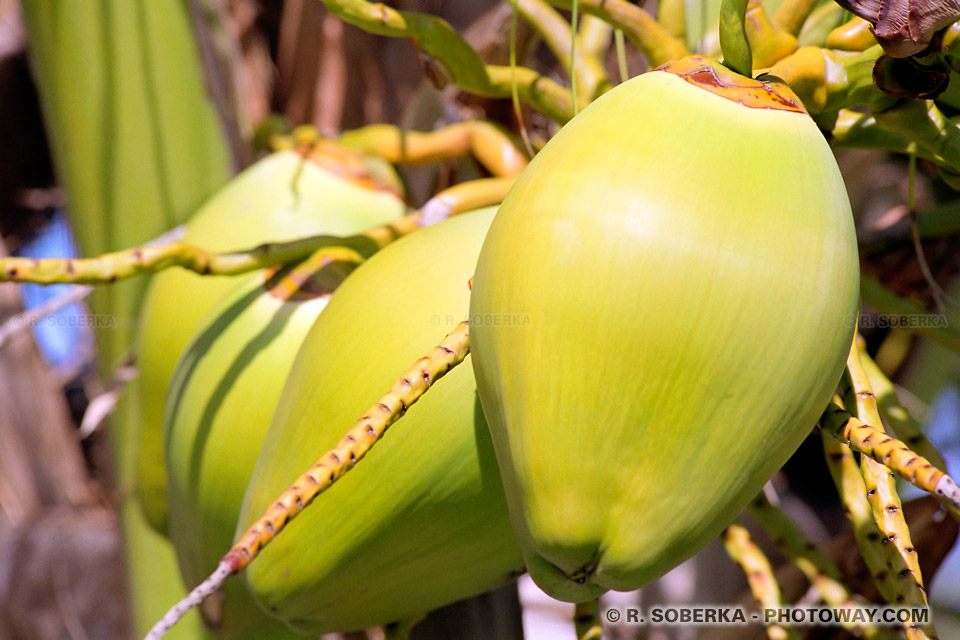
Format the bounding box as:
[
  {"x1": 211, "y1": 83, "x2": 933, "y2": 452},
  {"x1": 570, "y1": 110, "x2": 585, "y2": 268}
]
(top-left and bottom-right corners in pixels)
[
  {"x1": 470, "y1": 69, "x2": 860, "y2": 602},
  {"x1": 238, "y1": 209, "x2": 523, "y2": 635},
  {"x1": 165, "y1": 270, "x2": 338, "y2": 638},
  {"x1": 137, "y1": 150, "x2": 405, "y2": 534}
]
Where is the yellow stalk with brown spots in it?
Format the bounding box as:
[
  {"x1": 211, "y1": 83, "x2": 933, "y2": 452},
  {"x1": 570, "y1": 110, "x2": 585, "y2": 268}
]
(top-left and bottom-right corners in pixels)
[
  {"x1": 859, "y1": 347, "x2": 951, "y2": 473},
  {"x1": 841, "y1": 339, "x2": 939, "y2": 640},
  {"x1": 723, "y1": 524, "x2": 800, "y2": 640},
  {"x1": 820, "y1": 400, "x2": 960, "y2": 510},
  {"x1": 746, "y1": 494, "x2": 888, "y2": 637},
  {"x1": 147, "y1": 320, "x2": 472, "y2": 640},
  {"x1": 0, "y1": 176, "x2": 515, "y2": 287},
  {"x1": 822, "y1": 432, "x2": 899, "y2": 603}
]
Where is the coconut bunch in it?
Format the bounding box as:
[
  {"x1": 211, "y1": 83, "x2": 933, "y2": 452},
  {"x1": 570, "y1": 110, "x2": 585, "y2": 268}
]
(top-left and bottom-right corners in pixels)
[{"x1": 10, "y1": 1, "x2": 960, "y2": 639}]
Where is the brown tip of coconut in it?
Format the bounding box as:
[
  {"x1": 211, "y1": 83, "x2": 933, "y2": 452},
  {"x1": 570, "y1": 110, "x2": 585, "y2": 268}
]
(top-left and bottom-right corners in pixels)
[{"x1": 655, "y1": 55, "x2": 807, "y2": 114}]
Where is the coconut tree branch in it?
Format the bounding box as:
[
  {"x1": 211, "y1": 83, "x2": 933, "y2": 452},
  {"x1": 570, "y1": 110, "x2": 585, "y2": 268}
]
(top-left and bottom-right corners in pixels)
[
  {"x1": 820, "y1": 399, "x2": 959, "y2": 511},
  {"x1": 747, "y1": 494, "x2": 890, "y2": 639},
  {"x1": 542, "y1": 0, "x2": 688, "y2": 67},
  {"x1": 0, "y1": 241, "x2": 365, "y2": 286},
  {"x1": 578, "y1": 14, "x2": 614, "y2": 58},
  {"x1": 516, "y1": 0, "x2": 611, "y2": 100},
  {"x1": 858, "y1": 345, "x2": 951, "y2": 473},
  {"x1": 839, "y1": 343, "x2": 939, "y2": 640},
  {"x1": 822, "y1": 432, "x2": 899, "y2": 603},
  {"x1": 142, "y1": 321, "x2": 472, "y2": 640},
  {"x1": 339, "y1": 121, "x2": 528, "y2": 177},
  {"x1": 574, "y1": 599, "x2": 603, "y2": 640},
  {"x1": 317, "y1": 0, "x2": 574, "y2": 122},
  {"x1": 723, "y1": 524, "x2": 800, "y2": 640},
  {"x1": 0, "y1": 174, "x2": 514, "y2": 286}
]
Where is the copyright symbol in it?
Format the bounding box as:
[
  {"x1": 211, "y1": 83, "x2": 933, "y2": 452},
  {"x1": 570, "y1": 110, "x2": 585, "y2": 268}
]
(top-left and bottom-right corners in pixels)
[
  {"x1": 605, "y1": 609, "x2": 620, "y2": 623},
  {"x1": 843, "y1": 314, "x2": 857, "y2": 329},
  {"x1": 429, "y1": 315, "x2": 440, "y2": 325}
]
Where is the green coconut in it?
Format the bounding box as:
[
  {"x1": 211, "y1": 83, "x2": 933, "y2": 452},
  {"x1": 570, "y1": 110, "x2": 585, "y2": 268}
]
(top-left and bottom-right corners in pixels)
[
  {"x1": 136, "y1": 144, "x2": 406, "y2": 534},
  {"x1": 164, "y1": 258, "x2": 351, "y2": 637},
  {"x1": 237, "y1": 208, "x2": 523, "y2": 634},
  {"x1": 469, "y1": 56, "x2": 860, "y2": 602}
]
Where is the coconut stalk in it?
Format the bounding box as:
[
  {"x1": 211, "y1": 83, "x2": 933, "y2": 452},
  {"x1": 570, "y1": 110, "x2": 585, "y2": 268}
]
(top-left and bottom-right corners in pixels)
[
  {"x1": 0, "y1": 176, "x2": 516, "y2": 287},
  {"x1": 723, "y1": 524, "x2": 800, "y2": 640},
  {"x1": 574, "y1": 599, "x2": 603, "y2": 640},
  {"x1": 145, "y1": 321, "x2": 472, "y2": 640},
  {"x1": 515, "y1": 0, "x2": 612, "y2": 101},
  {"x1": 859, "y1": 346, "x2": 951, "y2": 473},
  {"x1": 542, "y1": 0, "x2": 689, "y2": 66},
  {"x1": 316, "y1": 0, "x2": 575, "y2": 122},
  {"x1": 822, "y1": 432, "x2": 900, "y2": 602},
  {"x1": 841, "y1": 340, "x2": 938, "y2": 639},
  {"x1": 746, "y1": 493, "x2": 897, "y2": 640},
  {"x1": 338, "y1": 121, "x2": 528, "y2": 176},
  {"x1": 820, "y1": 399, "x2": 960, "y2": 510}
]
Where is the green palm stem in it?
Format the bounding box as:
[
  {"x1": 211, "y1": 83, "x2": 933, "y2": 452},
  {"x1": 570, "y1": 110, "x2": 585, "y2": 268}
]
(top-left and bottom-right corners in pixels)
[
  {"x1": 516, "y1": 0, "x2": 612, "y2": 102},
  {"x1": 0, "y1": 176, "x2": 514, "y2": 287},
  {"x1": 771, "y1": 0, "x2": 821, "y2": 35},
  {"x1": 723, "y1": 524, "x2": 800, "y2": 640},
  {"x1": 841, "y1": 346, "x2": 939, "y2": 640},
  {"x1": 825, "y1": 16, "x2": 878, "y2": 51},
  {"x1": 767, "y1": 45, "x2": 881, "y2": 115},
  {"x1": 316, "y1": 0, "x2": 574, "y2": 122},
  {"x1": 542, "y1": 0, "x2": 689, "y2": 67},
  {"x1": 747, "y1": 494, "x2": 893, "y2": 639},
  {"x1": 719, "y1": 0, "x2": 752, "y2": 76},
  {"x1": 871, "y1": 97, "x2": 960, "y2": 175},
  {"x1": 860, "y1": 274, "x2": 960, "y2": 354},
  {"x1": 145, "y1": 321, "x2": 472, "y2": 640},
  {"x1": 574, "y1": 599, "x2": 603, "y2": 640},
  {"x1": 821, "y1": 430, "x2": 900, "y2": 603},
  {"x1": 338, "y1": 121, "x2": 529, "y2": 177}
]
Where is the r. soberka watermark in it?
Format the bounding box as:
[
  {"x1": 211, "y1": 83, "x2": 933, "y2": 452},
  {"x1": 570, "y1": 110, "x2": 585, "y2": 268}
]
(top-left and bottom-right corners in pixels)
[
  {"x1": 602, "y1": 605, "x2": 930, "y2": 627},
  {"x1": 430, "y1": 313, "x2": 532, "y2": 327}
]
